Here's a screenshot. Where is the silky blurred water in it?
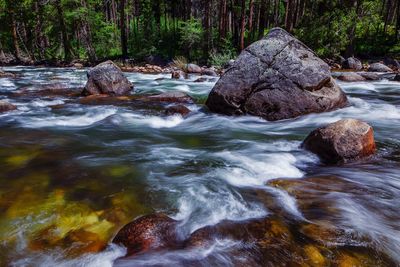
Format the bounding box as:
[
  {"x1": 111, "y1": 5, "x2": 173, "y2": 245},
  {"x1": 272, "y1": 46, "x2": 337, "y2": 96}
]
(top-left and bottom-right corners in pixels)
[{"x1": 0, "y1": 67, "x2": 399, "y2": 266}]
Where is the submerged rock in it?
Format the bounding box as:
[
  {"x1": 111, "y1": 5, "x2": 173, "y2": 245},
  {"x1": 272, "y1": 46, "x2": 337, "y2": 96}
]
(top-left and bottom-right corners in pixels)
[
  {"x1": 368, "y1": 62, "x2": 393, "y2": 72},
  {"x1": 342, "y1": 57, "x2": 363, "y2": 70},
  {"x1": 205, "y1": 27, "x2": 348, "y2": 121},
  {"x1": 82, "y1": 60, "x2": 134, "y2": 96},
  {"x1": 14, "y1": 83, "x2": 81, "y2": 98},
  {"x1": 79, "y1": 94, "x2": 134, "y2": 105},
  {"x1": 302, "y1": 119, "x2": 376, "y2": 164},
  {"x1": 112, "y1": 213, "x2": 179, "y2": 256},
  {"x1": 141, "y1": 91, "x2": 194, "y2": 104},
  {"x1": 0, "y1": 70, "x2": 16, "y2": 78},
  {"x1": 0, "y1": 101, "x2": 17, "y2": 113},
  {"x1": 171, "y1": 70, "x2": 187, "y2": 80},
  {"x1": 336, "y1": 72, "x2": 366, "y2": 82},
  {"x1": 165, "y1": 105, "x2": 191, "y2": 117},
  {"x1": 194, "y1": 77, "x2": 207, "y2": 83},
  {"x1": 358, "y1": 72, "x2": 380, "y2": 81}
]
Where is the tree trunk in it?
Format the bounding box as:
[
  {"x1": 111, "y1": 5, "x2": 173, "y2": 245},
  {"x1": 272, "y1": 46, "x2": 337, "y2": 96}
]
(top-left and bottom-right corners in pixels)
[
  {"x1": 396, "y1": 0, "x2": 400, "y2": 39},
  {"x1": 203, "y1": 0, "x2": 211, "y2": 58},
  {"x1": 219, "y1": 0, "x2": 227, "y2": 39},
  {"x1": 274, "y1": 0, "x2": 280, "y2": 26},
  {"x1": 0, "y1": 39, "x2": 5, "y2": 60},
  {"x1": 345, "y1": 0, "x2": 360, "y2": 57},
  {"x1": 55, "y1": 0, "x2": 72, "y2": 61},
  {"x1": 240, "y1": 0, "x2": 246, "y2": 50},
  {"x1": 285, "y1": 0, "x2": 295, "y2": 32},
  {"x1": 10, "y1": 10, "x2": 21, "y2": 61},
  {"x1": 248, "y1": 0, "x2": 254, "y2": 44},
  {"x1": 258, "y1": 0, "x2": 267, "y2": 38},
  {"x1": 81, "y1": 0, "x2": 97, "y2": 62},
  {"x1": 120, "y1": 0, "x2": 128, "y2": 59}
]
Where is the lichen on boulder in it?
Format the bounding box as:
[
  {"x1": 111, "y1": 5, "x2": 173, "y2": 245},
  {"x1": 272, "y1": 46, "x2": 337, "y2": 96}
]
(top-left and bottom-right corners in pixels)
[{"x1": 206, "y1": 28, "x2": 348, "y2": 121}]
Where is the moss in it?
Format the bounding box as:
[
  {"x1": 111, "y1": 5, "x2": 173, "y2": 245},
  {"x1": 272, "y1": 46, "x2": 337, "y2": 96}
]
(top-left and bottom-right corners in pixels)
[
  {"x1": 304, "y1": 245, "x2": 327, "y2": 267},
  {"x1": 337, "y1": 253, "x2": 363, "y2": 267},
  {"x1": 107, "y1": 165, "x2": 133, "y2": 178}
]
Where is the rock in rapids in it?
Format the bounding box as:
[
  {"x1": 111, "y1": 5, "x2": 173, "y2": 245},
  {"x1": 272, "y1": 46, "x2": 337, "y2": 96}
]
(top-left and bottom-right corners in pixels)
[{"x1": 205, "y1": 27, "x2": 348, "y2": 121}]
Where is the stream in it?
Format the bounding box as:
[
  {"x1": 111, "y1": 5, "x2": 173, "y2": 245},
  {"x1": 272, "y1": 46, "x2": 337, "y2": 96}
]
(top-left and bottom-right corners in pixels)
[{"x1": 0, "y1": 66, "x2": 400, "y2": 266}]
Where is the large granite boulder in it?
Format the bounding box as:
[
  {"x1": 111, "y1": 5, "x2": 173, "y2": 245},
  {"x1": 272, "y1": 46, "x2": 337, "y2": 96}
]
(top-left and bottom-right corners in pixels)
[
  {"x1": 302, "y1": 119, "x2": 376, "y2": 164},
  {"x1": 205, "y1": 28, "x2": 348, "y2": 121},
  {"x1": 82, "y1": 61, "x2": 133, "y2": 96}
]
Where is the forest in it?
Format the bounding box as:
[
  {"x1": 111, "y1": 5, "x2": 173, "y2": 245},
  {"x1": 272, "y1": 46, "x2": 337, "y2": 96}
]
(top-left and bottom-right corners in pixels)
[{"x1": 1, "y1": 0, "x2": 400, "y2": 65}]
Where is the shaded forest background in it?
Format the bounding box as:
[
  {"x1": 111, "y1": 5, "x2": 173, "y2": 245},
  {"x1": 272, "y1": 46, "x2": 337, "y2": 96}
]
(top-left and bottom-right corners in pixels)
[{"x1": 1, "y1": 0, "x2": 400, "y2": 66}]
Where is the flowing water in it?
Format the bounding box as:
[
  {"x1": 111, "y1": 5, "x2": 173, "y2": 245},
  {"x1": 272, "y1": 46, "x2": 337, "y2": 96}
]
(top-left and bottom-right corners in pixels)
[{"x1": 0, "y1": 66, "x2": 400, "y2": 267}]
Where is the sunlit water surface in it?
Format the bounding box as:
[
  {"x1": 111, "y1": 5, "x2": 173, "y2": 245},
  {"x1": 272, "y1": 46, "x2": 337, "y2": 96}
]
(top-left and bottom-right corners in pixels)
[{"x1": 0, "y1": 67, "x2": 400, "y2": 266}]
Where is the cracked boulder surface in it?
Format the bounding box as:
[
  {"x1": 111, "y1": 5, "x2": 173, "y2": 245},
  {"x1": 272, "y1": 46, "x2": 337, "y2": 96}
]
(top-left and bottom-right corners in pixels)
[
  {"x1": 82, "y1": 60, "x2": 134, "y2": 96},
  {"x1": 205, "y1": 28, "x2": 349, "y2": 121}
]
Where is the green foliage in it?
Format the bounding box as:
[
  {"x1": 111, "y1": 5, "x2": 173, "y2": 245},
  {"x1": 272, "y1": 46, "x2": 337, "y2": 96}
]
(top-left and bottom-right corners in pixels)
[
  {"x1": 209, "y1": 52, "x2": 233, "y2": 68},
  {"x1": 296, "y1": 9, "x2": 357, "y2": 57},
  {"x1": 210, "y1": 34, "x2": 236, "y2": 67},
  {"x1": 178, "y1": 18, "x2": 204, "y2": 60},
  {"x1": 1, "y1": 0, "x2": 400, "y2": 63}
]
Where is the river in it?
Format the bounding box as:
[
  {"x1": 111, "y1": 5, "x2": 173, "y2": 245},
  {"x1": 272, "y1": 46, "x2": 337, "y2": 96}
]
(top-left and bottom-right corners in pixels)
[{"x1": 0, "y1": 66, "x2": 399, "y2": 266}]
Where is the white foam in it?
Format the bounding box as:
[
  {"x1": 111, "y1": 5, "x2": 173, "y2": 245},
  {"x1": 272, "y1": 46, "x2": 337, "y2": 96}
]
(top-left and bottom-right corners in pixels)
[
  {"x1": 20, "y1": 107, "x2": 117, "y2": 128},
  {"x1": 215, "y1": 151, "x2": 303, "y2": 187},
  {"x1": 114, "y1": 113, "x2": 184, "y2": 129},
  {"x1": 173, "y1": 185, "x2": 267, "y2": 235},
  {"x1": 340, "y1": 82, "x2": 377, "y2": 92},
  {"x1": 174, "y1": 84, "x2": 191, "y2": 92},
  {"x1": 114, "y1": 239, "x2": 241, "y2": 267},
  {"x1": 338, "y1": 198, "x2": 400, "y2": 262},
  {"x1": 11, "y1": 244, "x2": 126, "y2": 267},
  {"x1": 0, "y1": 78, "x2": 16, "y2": 90},
  {"x1": 29, "y1": 99, "x2": 65, "y2": 107}
]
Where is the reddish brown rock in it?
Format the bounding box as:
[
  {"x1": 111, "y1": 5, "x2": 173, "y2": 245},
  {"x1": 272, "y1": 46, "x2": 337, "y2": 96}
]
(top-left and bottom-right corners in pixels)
[
  {"x1": 302, "y1": 119, "x2": 376, "y2": 164},
  {"x1": 337, "y1": 72, "x2": 366, "y2": 82},
  {"x1": 171, "y1": 70, "x2": 187, "y2": 79},
  {"x1": 73, "y1": 63, "x2": 84, "y2": 68},
  {"x1": 165, "y1": 105, "x2": 191, "y2": 117},
  {"x1": 79, "y1": 94, "x2": 134, "y2": 105},
  {"x1": 141, "y1": 92, "x2": 194, "y2": 104},
  {"x1": 0, "y1": 70, "x2": 16, "y2": 78},
  {"x1": 112, "y1": 213, "x2": 179, "y2": 256},
  {"x1": 0, "y1": 101, "x2": 16, "y2": 113},
  {"x1": 14, "y1": 83, "x2": 81, "y2": 98}
]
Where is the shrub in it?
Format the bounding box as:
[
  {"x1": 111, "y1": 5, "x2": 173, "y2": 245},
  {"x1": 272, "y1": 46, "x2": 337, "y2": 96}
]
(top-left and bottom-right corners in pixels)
[{"x1": 171, "y1": 56, "x2": 188, "y2": 71}]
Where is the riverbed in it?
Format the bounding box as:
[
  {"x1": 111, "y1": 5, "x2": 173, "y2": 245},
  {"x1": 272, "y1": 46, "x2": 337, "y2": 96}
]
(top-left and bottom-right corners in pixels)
[{"x1": 0, "y1": 66, "x2": 399, "y2": 266}]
